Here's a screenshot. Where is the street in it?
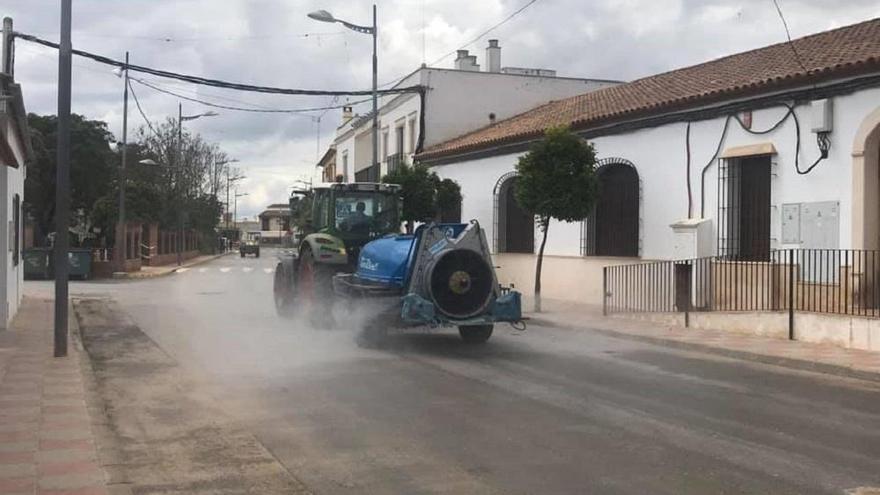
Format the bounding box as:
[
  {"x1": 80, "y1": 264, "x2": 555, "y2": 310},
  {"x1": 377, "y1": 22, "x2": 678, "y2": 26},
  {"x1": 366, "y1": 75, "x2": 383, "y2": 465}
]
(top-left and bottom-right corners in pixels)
[{"x1": 38, "y1": 248, "x2": 880, "y2": 494}]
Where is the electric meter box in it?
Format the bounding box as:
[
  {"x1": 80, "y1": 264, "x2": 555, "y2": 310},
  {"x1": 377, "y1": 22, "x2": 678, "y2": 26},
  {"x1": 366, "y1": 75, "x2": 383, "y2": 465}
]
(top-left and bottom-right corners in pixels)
[
  {"x1": 811, "y1": 98, "x2": 833, "y2": 133},
  {"x1": 670, "y1": 218, "x2": 713, "y2": 260}
]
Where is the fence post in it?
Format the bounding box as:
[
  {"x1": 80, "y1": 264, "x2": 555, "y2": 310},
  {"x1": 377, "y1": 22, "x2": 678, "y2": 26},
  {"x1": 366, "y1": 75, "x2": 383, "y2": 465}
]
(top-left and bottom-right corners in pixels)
[
  {"x1": 788, "y1": 249, "x2": 795, "y2": 340},
  {"x1": 602, "y1": 266, "x2": 608, "y2": 316},
  {"x1": 685, "y1": 260, "x2": 691, "y2": 328}
]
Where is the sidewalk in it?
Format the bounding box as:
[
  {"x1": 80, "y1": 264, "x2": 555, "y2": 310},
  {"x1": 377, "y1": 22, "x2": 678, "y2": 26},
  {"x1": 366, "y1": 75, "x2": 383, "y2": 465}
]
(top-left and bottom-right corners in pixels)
[
  {"x1": 0, "y1": 297, "x2": 108, "y2": 495},
  {"x1": 527, "y1": 302, "x2": 880, "y2": 383},
  {"x1": 113, "y1": 251, "x2": 232, "y2": 280}
]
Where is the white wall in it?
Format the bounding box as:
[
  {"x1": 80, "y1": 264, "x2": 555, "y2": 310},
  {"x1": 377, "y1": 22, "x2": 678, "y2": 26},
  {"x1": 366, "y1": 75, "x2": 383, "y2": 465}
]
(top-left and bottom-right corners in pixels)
[
  {"x1": 334, "y1": 67, "x2": 620, "y2": 179},
  {"x1": 433, "y1": 86, "x2": 880, "y2": 265},
  {"x1": 0, "y1": 116, "x2": 26, "y2": 329},
  {"x1": 421, "y1": 69, "x2": 618, "y2": 147}
]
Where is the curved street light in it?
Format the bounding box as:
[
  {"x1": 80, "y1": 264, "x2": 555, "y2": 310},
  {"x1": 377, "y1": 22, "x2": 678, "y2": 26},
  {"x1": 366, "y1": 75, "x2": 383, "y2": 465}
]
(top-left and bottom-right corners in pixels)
[{"x1": 308, "y1": 5, "x2": 378, "y2": 180}]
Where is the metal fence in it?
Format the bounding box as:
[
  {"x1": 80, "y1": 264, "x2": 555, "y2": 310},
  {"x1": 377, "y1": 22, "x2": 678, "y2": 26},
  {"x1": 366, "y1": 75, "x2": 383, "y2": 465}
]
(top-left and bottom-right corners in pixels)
[{"x1": 604, "y1": 249, "x2": 880, "y2": 323}]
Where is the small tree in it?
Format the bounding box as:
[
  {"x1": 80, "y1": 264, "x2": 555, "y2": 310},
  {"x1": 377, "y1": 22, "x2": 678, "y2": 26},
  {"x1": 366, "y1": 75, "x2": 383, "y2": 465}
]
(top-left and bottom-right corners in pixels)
[
  {"x1": 382, "y1": 162, "x2": 462, "y2": 232},
  {"x1": 515, "y1": 126, "x2": 598, "y2": 312}
]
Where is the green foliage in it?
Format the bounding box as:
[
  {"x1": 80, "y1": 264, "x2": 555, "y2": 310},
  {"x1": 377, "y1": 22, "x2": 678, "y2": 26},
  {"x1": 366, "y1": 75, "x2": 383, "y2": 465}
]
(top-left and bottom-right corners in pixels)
[
  {"x1": 26, "y1": 114, "x2": 117, "y2": 241},
  {"x1": 382, "y1": 162, "x2": 463, "y2": 227},
  {"x1": 514, "y1": 126, "x2": 598, "y2": 225},
  {"x1": 515, "y1": 126, "x2": 598, "y2": 312}
]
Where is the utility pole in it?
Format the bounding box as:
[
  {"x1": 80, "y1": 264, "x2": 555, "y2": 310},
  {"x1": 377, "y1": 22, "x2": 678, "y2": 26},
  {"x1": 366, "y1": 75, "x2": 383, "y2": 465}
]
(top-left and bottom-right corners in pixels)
[
  {"x1": 176, "y1": 103, "x2": 183, "y2": 266},
  {"x1": 54, "y1": 0, "x2": 72, "y2": 358},
  {"x1": 371, "y1": 4, "x2": 378, "y2": 179},
  {"x1": 116, "y1": 51, "x2": 130, "y2": 272}
]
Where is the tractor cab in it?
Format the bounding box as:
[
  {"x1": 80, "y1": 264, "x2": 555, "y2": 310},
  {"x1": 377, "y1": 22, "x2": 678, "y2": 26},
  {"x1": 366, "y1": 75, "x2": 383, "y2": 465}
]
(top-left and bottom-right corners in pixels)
[{"x1": 290, "y1": 182, "x2": 402, "y2": 265}]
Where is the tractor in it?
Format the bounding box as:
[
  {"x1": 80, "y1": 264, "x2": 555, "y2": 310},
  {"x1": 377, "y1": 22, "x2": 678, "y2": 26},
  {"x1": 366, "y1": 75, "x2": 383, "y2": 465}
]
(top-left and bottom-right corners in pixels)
[{"x1": 273, "y1": 181, "x2": 522, "y2": 343}]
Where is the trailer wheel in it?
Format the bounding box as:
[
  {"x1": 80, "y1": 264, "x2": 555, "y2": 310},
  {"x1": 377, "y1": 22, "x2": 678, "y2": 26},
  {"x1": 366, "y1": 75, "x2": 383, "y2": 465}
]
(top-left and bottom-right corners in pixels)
[
  {"x1": 459, "y1": 324, "x2": 493, "y2": 344},
  {"x1": 273, "y1": 263, "x2": 296, "y2": 318},
  {"x1": 298, "y1": 245, "x2": 335, "y2": 329}
]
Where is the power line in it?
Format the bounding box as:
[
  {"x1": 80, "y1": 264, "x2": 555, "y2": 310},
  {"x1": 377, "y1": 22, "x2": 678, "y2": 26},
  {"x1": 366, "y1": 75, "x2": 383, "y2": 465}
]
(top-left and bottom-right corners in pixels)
[
  {"x1": 380, "y1": 0, "x2": 544, "y2": 88},
  {"x1": 771, "y1": 0, "x2": 810, "y2": 74},
  {"x1": 14, "y1": 32, "x2": 424, "y2": 97},
  {"x1": 131, "y1": 77, "x2": 371, "y2": 115},
  {"x1": 127, "y1": 79, "x2": 159, "y2": 137}
]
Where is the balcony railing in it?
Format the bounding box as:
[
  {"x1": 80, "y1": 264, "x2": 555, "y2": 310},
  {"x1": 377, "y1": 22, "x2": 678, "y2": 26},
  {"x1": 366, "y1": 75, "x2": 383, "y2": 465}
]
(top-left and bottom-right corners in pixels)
[{"x1": 386, "y1": 153, "x2": 405, "y2": 175}]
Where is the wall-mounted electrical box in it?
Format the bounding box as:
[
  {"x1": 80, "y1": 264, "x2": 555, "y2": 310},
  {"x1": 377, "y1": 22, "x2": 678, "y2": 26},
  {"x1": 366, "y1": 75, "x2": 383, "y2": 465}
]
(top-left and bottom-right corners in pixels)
[
  {"x1": 810, "y1": 98, "x2": 833, "y2": 133},
  {"x1": 670, "y1": 218, "x2": 713, "y2": 259},
  {"x1": 780, "y1": 201, "x2": 839, "y2": 248}
]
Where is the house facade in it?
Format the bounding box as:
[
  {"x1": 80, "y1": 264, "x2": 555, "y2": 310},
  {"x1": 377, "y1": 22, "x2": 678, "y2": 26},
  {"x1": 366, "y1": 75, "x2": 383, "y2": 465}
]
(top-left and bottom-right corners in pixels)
[
  {"x1": 418, "y1": 18, "x2": 880, "y2": 312},
  {"x1": 332, "y1": 40, "x2": 621, "y2": 183},
  {"x1": 257, "y1": 204, "x2": 291, "y2": 244},
  {"x1": 0, "y1": 73, "x2": 31, "y2": 328}
]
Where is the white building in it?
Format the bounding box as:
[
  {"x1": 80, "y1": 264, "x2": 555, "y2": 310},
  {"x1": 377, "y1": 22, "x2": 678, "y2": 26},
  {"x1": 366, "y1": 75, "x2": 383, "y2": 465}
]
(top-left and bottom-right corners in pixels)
[
  {"x1": 418, "y1": 18, "x2": 880, "y2": 314},
  {"x1": 0, "y1": 72, "x2": 31, "y2": 328},
  {"x1": 331, "y1": 40, "x2": 621, "y2": 183}
]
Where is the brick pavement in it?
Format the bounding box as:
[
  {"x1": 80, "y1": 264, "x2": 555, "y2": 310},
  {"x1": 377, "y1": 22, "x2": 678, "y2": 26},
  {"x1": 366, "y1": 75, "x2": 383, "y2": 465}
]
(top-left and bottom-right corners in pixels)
[{"x1": 0, "y1": 297, "x2": 107, "y2": 495}]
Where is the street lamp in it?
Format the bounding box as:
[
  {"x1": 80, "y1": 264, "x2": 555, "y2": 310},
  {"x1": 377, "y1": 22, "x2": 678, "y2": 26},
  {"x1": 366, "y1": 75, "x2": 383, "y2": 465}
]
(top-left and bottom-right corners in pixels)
[
  {"x1": 308, "y1": 5, "x2": 378, "y2": 178},
  {"x1": 175, "y1": 103, "x2": 218, "y2": 265},
  {"x1": 234, "y1": 191, "x2": 248, "y2": 241}
]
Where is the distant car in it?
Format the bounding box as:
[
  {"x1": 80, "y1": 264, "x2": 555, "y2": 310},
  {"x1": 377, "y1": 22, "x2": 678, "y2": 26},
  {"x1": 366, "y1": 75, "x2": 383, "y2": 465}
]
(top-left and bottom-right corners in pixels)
[{"x1": 240, "y1": 239, "x2": 260, "y2": 258}]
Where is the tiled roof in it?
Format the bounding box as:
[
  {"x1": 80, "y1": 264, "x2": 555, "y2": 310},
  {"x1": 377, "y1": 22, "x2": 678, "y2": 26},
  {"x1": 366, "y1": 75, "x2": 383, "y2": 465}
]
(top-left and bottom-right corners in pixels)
[{"x1": 418, "y1": 17, "x2": 880, "y2": 161}]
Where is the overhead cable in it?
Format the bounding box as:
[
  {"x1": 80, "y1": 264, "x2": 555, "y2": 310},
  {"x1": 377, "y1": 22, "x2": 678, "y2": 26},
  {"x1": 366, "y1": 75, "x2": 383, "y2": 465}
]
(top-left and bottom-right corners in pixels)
[
  {"x1": 380, "y1": 0, "x2": 544, "y2": 87},
  {"x1": 14, "y1": 32, "x2": 423, "y2": 97},
  {"x1": 131, "y1": 77, "x2": 371, "y2": 114}
]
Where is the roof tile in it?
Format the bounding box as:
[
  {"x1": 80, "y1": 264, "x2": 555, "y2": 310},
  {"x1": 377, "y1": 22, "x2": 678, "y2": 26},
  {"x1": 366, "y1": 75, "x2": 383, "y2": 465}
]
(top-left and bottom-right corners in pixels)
[{"x1": 419, "y1": 17, "x2": 880, "y2": 160}]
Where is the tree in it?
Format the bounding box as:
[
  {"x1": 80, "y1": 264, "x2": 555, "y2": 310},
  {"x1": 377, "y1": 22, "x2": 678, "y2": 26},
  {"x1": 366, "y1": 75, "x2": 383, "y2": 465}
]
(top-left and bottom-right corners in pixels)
[
  {"x1": 26, "y1": 114, "x2": 117, "y2": 244},
  {"x1": 515, "y1": 126, "x2": 598, "y2": 312},
  {"x1": 382, "y1": 162, "x2": 462, "y2": 232}
]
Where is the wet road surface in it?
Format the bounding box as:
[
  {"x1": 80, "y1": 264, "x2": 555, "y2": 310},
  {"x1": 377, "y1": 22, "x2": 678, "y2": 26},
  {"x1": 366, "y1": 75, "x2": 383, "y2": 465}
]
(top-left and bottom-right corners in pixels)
[{"x1": 39, "y1": 248, "x2": 880, "y2": 494}]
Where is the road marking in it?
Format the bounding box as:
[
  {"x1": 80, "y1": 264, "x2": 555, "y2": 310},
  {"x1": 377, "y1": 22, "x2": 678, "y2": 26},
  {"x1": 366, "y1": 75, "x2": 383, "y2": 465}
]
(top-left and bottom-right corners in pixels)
[
  {"x1": 198, "y1": 268, "x2": 208, "y2": 273},
  {"x1": 242, "y1": 267, "x2": 253, "y2": 273},
  {"x1": 220, "y1": 267, "x2": 231, "y2": 273},
  {"x1": 264, "y1": 268, "x2": 275, "y2": 274},
  {"x1": 176, "y1": 268, "x2": 190, "y2": 273}
]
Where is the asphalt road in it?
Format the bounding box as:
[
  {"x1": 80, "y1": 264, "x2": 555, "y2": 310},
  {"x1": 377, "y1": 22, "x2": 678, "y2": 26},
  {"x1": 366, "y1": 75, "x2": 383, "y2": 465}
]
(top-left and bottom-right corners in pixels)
[{"x1": 44, "y1": 248, "x2": 880, "y2": 494}]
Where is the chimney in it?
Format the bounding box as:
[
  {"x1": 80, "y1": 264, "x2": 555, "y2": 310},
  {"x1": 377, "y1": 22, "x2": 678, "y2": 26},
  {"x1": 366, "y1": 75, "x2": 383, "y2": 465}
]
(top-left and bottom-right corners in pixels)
[
  {"x1": 341, "y1": 106, "x2": 353, "y2": 125},
  {"x1": 454, "y1": 50, "x2": 470, "y2": 70},
  {"x1": 486, "y1": 39, "x2": 501, "y2": 73}
]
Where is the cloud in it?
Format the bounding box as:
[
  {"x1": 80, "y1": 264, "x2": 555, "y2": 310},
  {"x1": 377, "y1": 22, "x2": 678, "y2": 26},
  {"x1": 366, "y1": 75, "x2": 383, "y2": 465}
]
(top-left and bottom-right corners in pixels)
[{"x1": 6, "y1": 0, "x2": 880, "y2": 216}]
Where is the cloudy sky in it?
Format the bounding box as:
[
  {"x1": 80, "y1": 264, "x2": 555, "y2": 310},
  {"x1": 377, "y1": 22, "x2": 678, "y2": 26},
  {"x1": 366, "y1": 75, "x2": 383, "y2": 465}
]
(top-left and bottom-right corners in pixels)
[{"x1": 3, "y1": 0, "x2": 879, "y2": 218}]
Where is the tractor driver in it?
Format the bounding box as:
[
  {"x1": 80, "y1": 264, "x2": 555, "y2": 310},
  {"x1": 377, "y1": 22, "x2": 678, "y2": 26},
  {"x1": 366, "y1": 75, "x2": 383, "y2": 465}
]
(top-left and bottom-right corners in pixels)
[{"x1": 340, "y1": 201, "x2": 371, "y2": 232}]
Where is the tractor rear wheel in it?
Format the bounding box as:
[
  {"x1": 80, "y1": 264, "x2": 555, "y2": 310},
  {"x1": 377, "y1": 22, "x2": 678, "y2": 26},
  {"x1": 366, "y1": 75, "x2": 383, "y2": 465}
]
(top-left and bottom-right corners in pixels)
[
  {"x1": 298, "y1": 245, "x2": 335, "y2": 329},
  {"x1": 459, "y1": 324, "x2": 493, "y2": 344},
  {"x1": 273, "y1": 263, "x2": 296, "y2": 318}
]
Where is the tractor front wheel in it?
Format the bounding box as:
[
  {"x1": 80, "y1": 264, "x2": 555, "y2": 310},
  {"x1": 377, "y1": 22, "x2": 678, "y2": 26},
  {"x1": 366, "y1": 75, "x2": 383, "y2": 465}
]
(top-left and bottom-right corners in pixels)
[
  {"x1": 459, "y1": 324, "x2": 493, "y2": 344},
  {"x1": 273, "y1": 263, "x2": 296, "y2": 318},
  {"x1": 298, "y1": 245, "x2": 335, "y2": 329}
]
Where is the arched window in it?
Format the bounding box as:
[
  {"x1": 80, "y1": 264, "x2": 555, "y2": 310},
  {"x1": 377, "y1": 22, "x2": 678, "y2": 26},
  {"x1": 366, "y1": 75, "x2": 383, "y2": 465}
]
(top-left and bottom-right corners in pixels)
[
  {"x1": 493, "y1": 172, "x2": 534, "y2": 253},
  {"x1": 583, "y1": 159, "x2": 640, "y2": 257}
]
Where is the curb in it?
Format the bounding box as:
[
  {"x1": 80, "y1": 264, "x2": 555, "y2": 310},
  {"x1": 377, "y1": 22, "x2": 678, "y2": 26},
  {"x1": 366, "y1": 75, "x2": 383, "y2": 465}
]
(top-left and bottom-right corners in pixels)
[
  {"x1": 528, "y1": 316, "x2": 880, "y2": 384},
  {"x1": 113, "y1": 252, "x2": 233, "y2": 280}
]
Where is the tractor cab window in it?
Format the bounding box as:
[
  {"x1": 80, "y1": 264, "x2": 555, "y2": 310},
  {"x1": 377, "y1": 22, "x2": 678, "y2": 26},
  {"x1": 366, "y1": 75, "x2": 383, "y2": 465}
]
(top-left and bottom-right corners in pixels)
[{"x1": 334, "y1": 192, "x2": 399, "y2": 235}]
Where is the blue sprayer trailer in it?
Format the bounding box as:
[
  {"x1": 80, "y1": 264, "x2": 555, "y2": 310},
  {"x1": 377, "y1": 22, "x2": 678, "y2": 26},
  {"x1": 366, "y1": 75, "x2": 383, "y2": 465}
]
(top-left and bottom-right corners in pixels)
[{"x1": 273, "y1": 182, "x2": 522, "y2": 344}]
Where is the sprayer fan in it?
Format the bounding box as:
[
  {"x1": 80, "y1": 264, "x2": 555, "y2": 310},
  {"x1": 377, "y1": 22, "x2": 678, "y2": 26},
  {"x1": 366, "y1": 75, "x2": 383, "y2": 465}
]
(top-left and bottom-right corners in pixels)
[{"x1": 428, "y1": 249, "x2": 493, "y2": 318}]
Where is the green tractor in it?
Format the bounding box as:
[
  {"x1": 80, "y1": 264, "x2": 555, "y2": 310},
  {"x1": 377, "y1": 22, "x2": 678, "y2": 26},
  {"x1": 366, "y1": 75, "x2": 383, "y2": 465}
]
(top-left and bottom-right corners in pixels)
[{"x1": 273, "y1": 182, "x2": 402, "y2": 322}]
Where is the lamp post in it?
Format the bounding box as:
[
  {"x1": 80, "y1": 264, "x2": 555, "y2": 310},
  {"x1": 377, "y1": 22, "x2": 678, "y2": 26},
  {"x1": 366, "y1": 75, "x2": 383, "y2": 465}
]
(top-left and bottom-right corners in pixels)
[
  {"x1": 308, "y1": 5, "x2": 378, "y2": 177},
  {"x1": 234, "y1": 191, "x2": 248, "y2": 241},
  {"x1": 176, "y1": 104, "x2": 218, "y2": 265},
  {"x1": 113, "y1": 52, "x2": 130, "y2": 273}
]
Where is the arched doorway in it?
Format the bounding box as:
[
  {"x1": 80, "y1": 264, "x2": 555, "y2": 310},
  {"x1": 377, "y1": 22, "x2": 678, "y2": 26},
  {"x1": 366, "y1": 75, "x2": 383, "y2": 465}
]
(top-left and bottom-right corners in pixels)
[
  {"x1": 852, "y1": 106, "x2": 880, "y2": 250},
  {"x1": 494, "y1": 173, "x2": 534, "y2": 253},
  {"x1": 585, "y1": 160, "x2": 639, "y2": 257}
]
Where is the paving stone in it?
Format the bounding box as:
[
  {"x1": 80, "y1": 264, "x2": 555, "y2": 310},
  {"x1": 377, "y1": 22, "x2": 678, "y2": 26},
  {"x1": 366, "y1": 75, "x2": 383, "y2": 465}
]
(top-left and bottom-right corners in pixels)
[
  {"x1": 38, "y1": 470, "x2": 106, "y2": 490},
  {"x1": 0, "y1": 476, "x2": 34, "y2": 493},
  {"x1": 0, "y1": 462, "x2": 35, "y2": 478}
]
